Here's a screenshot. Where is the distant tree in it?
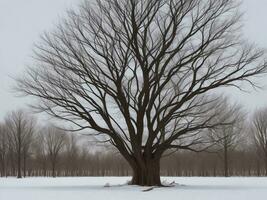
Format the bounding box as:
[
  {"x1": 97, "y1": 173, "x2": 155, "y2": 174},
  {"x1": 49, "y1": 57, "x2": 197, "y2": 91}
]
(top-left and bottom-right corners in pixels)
[
  {"x1": 251, "y1": 107, "x2": 267, "y2": 175},
  {"x1": 22, "y1": 125, "x2": 35, "y2": 177},
  {"x1": 0, "y1": 124, "x2": 8, "y2": 177},
  {"x1": 5, "y1": 110, "x2": 35, "y2": 178},
  {"x1": 64, "y1": 133, "x2": 79, "y2": 176},
  {"x1": 208, "y1": 99, "x2": 245, "y2": 177},
  {"x1": 31, "y1": 132, "x2": 48, "y2": 176},
  {"x1": 17, "y1": 0, "x2": 267, "y2": 185},
  {"x1": 43, "y1": 126, "x2": 66, "y2": 177}
]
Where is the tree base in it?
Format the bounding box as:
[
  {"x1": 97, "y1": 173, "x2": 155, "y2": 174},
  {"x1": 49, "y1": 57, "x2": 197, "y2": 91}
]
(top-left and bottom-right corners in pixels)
[
  {"x1": 129, "y1": 177, "x2": 162, "y2": 187},
  {"x1": 129, "y1": 160, "x2": 162, "y2": 186}
]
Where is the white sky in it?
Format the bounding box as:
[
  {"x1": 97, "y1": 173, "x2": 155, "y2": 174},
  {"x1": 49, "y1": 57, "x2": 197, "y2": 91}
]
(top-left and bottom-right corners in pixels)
[{"x1": 0, "y1": 0, "x2": 267, "y2": 120}]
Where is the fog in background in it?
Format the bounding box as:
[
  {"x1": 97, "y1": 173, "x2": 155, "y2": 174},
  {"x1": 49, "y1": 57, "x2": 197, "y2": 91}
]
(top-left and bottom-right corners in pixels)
[{"x1": 0, "y1": 0, "x2": 267, "y2": 120}]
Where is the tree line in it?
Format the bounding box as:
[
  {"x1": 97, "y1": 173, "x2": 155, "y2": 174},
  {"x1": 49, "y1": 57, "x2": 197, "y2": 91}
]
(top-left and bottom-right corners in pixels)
[{"x1": 1, "y1": 106, "x2": 267, "y2": 178}]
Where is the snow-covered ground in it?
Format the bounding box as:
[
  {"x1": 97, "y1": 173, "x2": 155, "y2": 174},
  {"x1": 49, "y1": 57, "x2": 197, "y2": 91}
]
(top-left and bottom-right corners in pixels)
[{"x1": 0, "y1": 177, "x2": 267, "y2": 200}]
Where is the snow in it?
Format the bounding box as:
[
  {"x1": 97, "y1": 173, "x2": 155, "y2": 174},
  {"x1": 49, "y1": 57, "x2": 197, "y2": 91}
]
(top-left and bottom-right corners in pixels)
[{"x1": 0, "y1": 177, "x2": 267, "y2": 200}]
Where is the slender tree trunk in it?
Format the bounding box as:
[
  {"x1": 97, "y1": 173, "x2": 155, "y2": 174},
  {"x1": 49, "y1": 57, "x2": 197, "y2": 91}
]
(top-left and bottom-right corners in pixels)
[
  {"x1": 17, "y1": 155, "x2": 22, "y2": 178},
  {"x1": 23, "y1": 151, "x2": 26, "y2": 177},
  {"x1": 17, "y1": 138, "x2": 22, "y2": 178},
  {"x1": 43, "y1": 164, "x2": 47, "y2": 177},
  {"x1": 256, "y1": 159, "x2": 260, "y2": 176},
  {"x1": 0, "y1": 157, "x2": 5, "y2": 177},
  {"x1": 224, "y1": 145, "x2": 228, "y2": 177},
  {"x1": 130, "y1": 158, "x2": 161, "y2": 186},
  {"x1": 10, "y1": 152, "x2": 16, "y2": 176},
  {"x1": 52, "y1": 161, "x2": 56, "y2": 178}
]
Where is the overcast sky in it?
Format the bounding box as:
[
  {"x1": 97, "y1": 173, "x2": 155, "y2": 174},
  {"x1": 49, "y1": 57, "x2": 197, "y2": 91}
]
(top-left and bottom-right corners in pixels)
[{"x1": 0, "y1": 0, "x2": 267, "y2": 120}]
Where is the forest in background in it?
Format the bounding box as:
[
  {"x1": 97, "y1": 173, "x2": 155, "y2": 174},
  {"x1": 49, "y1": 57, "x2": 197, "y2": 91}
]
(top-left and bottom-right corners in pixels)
[{"x1": 0, "y1": 107, "x2": 266, "y2": 178}]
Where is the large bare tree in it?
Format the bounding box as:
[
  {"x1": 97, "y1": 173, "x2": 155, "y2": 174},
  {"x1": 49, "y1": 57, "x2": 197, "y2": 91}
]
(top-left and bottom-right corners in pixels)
[{"x1": 17, "y1": 0, "x2": 267, "y2": 185}]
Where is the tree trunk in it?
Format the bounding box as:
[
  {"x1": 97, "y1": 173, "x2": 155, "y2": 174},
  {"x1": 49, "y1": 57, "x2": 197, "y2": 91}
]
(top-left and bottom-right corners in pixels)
[
  {"x1": 0, "y1": 158, "x2": 5, "y2": 177},
  {"x1": 51, "y1": 158, "x2": 57, "y2": 178},
  {"x1": 130, "y1": 158, "x2": 161, "y2": 186},
  {"x1": 224, "y1": 145, "x2": 228, "y2": 177},
  {"x1": 52, "y1": 163, "x2": 56, "y2": 178},
  {"x1": 265, "y1": 156, "x2": 267, "y2": 176},
  {"x1": 256, "y1": 159, "x2": 260, "y2": 176},
  {"x1": 23, "y1": 151, "x2": 26, "y2": 177},
  {"x1": 17, "y1": 143, "x2": 22, "y2": 179},
  {"x1": 17, "y1": 155, "x2": 22, "y2": 178}
]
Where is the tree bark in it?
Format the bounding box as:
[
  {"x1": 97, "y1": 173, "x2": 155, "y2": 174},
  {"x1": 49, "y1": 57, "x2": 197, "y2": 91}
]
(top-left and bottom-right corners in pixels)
[{"x1": 130, "y1": 158, "x2": 161, "y2": 186}]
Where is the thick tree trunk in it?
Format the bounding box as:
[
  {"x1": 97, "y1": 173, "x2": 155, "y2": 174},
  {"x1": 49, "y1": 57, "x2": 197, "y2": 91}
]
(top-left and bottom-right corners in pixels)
[{"x1": 130, "y1": 159, "x2": 161, "y2": 186}]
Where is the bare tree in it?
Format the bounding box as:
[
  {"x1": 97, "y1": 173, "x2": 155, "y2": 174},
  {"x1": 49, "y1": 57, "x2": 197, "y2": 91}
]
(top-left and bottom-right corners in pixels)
[
  {"x1": 43, "y1": 126, "x2": 66, "y2": 177},
  {"x1": 251, "y1": 107, "x2": 267, "y2": 175},
  {"x1": 5, "y1": 110, "x2": 36, "y2": 178},
  {"x1": 32, "y1": 133, "x2": 48, "y2": 176},
  {"x1": 64, "y1": 133, "x2": 80, "y2": 176},
  {"x1": 17, "y1": 0, "x2": 267, "y2": 185},
  {"x1": 208, "y1": 99, "x2": 245, "y2": 177},
  {"x1": 0, "y1": 124, "x2": 8, "y2": 177}
]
